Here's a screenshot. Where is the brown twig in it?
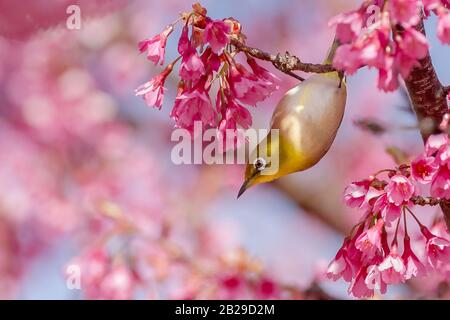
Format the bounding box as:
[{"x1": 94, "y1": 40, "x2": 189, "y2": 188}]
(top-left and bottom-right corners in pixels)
[
  {"x1": 283, "y1": 70, "x2": 305, "y2": 82},
  {"x1": 400, "y1": 19, "x2": 450, "y2": 230},
  {"x1": 411, "y1": 196, "x2": 446, "y2": 206},
  {"x1": 230, "y1": 37, "x2": 336, "y2": 79}
]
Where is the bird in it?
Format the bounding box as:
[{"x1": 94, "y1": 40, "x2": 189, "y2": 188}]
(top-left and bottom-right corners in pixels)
[{"x1": 237, "y1": 37, "x2": 347, "y2": 198}]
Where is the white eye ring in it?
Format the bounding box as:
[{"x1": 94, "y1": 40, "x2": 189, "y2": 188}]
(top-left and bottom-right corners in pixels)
[{"x1": 253, "y1": 157, "x2": 267, "y2": 170}]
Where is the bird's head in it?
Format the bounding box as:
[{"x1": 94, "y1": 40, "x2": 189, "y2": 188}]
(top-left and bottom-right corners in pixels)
[
  {"x1": 237, "y1": 133, "x2": 283, "y2": 198},
  {"x1": 237, "y1": 157, "x2": 272, "y2": 198}
]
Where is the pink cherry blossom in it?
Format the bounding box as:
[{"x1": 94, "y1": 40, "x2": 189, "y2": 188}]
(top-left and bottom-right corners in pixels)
[
  {"x1": 333, "y1": 44, "x2": 363, "y2": 74},
  {"x1": 397, "y1": 29, "x2": 429, "y2": 60},
  {"x1": 135, "y1": 69, "x2": 170, "y2": 109},
  {"x1": 388, "y1": 0, "x2": 420, "y2": 27},
  {"x1": 433, "y1": 217, "x2": 450, "y2": 233},
  {"x1": 201, "y1": 48, "x2": 221, "y2": 73},
  {"x1": 395, "y1": 52, "x2": 419, "y2": 79},
  {"x1": 328, "y1": 10, "x2": 363, "y2": 43},
  {"x1": 437, "y1": 141, "x2": 450, "y2": 165},
  {"x1": 247, "y1": 58, "x2": 280, "y2": 94},
  {"x1": 343, "y1": 180, "x2": 371, "y2": 208},
  {"x1": 178, "y1": 25, "x2": 190, "y2": 55},
  {"x1": 171, "y1": 86, "x2": 216, "y2": 133},
  {"x1": 228, "y1": 62, "x2": 272, "y2": 106},
  {"x1": 179, "y1": 50, "x2": 206, "y2": 82},
  {"x1": 349, "y1": 267, "x2": 376, "y2": 298},
  {"x1": 345, "y1": 225, "x2": 365, "y2": 271},
  {"x1": 358, "y1": 40, "x2": 385, "y2": 70},
  {"x1": 217, "y1": 96, "x2": 252, "y2": 149},
  {"x1": 372, "y1": 193, "x2": 402, "y2": 225},
  {"x1": 385, "y1": 174, "x2": 414, "y2": 206},
  {"x1": 326, "y1": 238, "x2": 353, "y2": 282},
  {"x1": 364, "y1": 265, "x2": 387, "y2": 294},
  {"x1": 411, "y1": 154, "x2": 439, "y2": 184},
  {"x1": 204, "y1": 19, "x2": 230, "y2": 54},
  {"x1": 376, "y1": 50, "x2": 401, "y2": 92},
  {"x1": 344, "y1": 181, "x2": 383, "y2": 211},
  {"x1": 344, "y1": 13, "x2": 396, "y2": 90},
  {"x1": 355, "y1": 219, "x2": 384, "y2": 261},
  {"x1": 430, "y1": 166, "x2": 450, "y2": 199},
  {"x1": 218, "y1": 98, "x2": 252, "y2": 130},
  {"x1": 377, "y1": 63, "x2": 400, "y2": 92},
  {"x1": 331, "y1": 6, "x2": 429, "y2": 92},
  {"x1": 395, "y1": 28, "x2": 429, "y2": 78},
  {"x1": 138, "y1": 25, "x2": 174, "y2": 65},
  {"x1": 364, "y1": 186, "x2": 387, "y2": 208},
  {"x1": 378, "y1": 245, "x2": 406, "y2": 284},
  {"x1": 355, "y1": 16, "x2": 391, "y2": 69},
  {"x1": 421, "y1": 226, "x2": 450, "y2": 268},
  {"x1": 402, "y1": 236, "x2": 426, "y2": 280},
  {"x1": 425, "y1": 133, "x2": 448, "y2": 156},
  {"x1": 437, "y1": 12, "x2": 450, "y2": 45}
]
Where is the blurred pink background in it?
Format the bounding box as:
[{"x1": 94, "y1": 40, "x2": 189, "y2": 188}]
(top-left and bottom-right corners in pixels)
[{"x1": 0, "y1": 0, "x2": 448, "y2": 299}]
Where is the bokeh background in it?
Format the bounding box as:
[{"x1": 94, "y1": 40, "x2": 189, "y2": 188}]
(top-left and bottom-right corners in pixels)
[{"x1": 0, "y1": 0, "x2": 448, "y2": 299}]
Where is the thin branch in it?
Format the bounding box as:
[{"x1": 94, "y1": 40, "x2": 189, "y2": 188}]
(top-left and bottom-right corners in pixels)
[
  {"x1": 230, "y1": 37, "x2": 336, "y2": 78},
  {"x1": 411, "y1": 196, "x2": 447, "y2": 206},
  {"x1": 284, "y1": 70, "x2": 305, "y2": 82}
]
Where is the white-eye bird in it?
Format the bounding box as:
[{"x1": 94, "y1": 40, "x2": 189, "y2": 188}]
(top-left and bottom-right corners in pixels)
[{"x1": 238, "y1": 38, "x2": 346, "y2": 198}]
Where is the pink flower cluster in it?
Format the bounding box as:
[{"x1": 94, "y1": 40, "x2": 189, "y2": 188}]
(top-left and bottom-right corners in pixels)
[
  {"x1": 135, "y1": 3, "x2": 279, "y2": 145},
  {"x1": 328, "y1": 130, "x2": 450, "y2": 298},
  {"x1": 424, "y1": 0, "x2": 450, "y2": 44},
  {"x1": 412, "y1": 133, "x2": 450, "y2": 197},
  {"x1": 69, "y1": 247, "x2": 139, "y2": 299},
  {"x1": 329, "y1": 0, "x2": 449, "y2": 92}
]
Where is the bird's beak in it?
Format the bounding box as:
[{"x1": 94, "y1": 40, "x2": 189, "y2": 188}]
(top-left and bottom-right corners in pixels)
[{"x1": 237, "y1": 179, "x2": 250, "y2": 199}]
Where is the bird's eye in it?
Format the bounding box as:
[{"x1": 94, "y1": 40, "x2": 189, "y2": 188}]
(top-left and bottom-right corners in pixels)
[{"x1": 253, "y1": 158, "x2": 266, "y2": 171}]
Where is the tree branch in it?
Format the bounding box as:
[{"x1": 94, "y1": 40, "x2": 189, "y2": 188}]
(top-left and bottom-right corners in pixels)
[
  {"x1": 400, "y1": 19, "x2": 450, "y2": 230},
  {"x1": 274, "y1": 179, "x2": 352, "y2": 235},
  {"x1": 230, "y1": 37, "x2": 336, "y2": 78},
  {"x1": 444, "y1": 86, "x2": 450, "y2": 96},
  {"x1": 411, "y1": 196, "x2": 446, "y2": 206}
]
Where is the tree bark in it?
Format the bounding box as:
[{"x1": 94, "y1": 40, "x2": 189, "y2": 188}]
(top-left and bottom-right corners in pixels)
[{"x1": 401, "y1": 20, "x2": 450, "y2": 230}]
